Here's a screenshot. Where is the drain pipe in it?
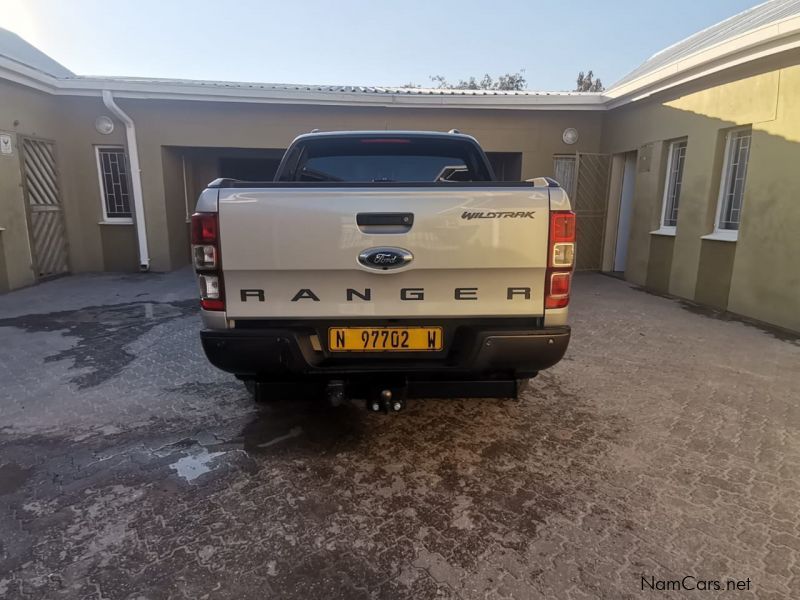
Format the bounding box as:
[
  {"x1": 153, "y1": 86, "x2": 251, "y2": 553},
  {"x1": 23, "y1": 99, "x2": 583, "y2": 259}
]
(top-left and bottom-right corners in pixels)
[{"x1": 102, "y1": 90, "x2": 150, "y2": 271}]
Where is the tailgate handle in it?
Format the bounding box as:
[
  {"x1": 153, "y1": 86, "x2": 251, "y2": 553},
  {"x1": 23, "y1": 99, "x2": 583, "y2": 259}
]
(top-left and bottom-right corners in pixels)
[
  {"x1": 357, "y1": 213, "x2": 413, "y2": 226},
  {"x1": 357, "y1": 212, "x2": 413, "y2": 233}
]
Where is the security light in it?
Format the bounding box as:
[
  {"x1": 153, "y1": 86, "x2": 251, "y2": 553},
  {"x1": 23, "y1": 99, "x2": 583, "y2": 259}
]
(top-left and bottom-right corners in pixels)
[
  {"x1": 95, "y1": 115, "x2": 114, "y2": 135},
  {"x1": 562, "y1": 128, "x2": 578, "y2": 145}
]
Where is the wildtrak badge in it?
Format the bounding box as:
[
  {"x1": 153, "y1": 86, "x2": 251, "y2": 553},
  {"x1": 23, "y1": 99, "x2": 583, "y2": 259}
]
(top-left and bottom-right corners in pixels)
[{"x1": 461, "y1": 210, "x2": 535, "y2": 220}]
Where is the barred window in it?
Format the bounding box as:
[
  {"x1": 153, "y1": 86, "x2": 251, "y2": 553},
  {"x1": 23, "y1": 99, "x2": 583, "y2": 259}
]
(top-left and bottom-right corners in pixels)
[
  {"x1": 661, "y1": 140, "x2": 686, "y2": 228},
  {"x1": 717, "y1": 128, "x2": 751, "y2": 231},
  {"x1": 96, "y1": 147, "x2": 132, "y2": 220}
]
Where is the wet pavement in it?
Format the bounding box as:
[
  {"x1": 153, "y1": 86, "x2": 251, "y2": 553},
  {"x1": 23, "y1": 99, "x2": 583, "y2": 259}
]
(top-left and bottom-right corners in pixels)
[{"x1": 0, "y1": 269, "x2": 799, "y2": 599}]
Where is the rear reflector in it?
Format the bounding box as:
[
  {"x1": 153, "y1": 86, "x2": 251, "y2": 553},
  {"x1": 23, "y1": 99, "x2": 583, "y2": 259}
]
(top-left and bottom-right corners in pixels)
[
  {"x1": 545, "y1": 272, "x2": 571, "y2": 309},
  {"x1": 201, "y1": 299, "x2": 225, "y2": 311}
]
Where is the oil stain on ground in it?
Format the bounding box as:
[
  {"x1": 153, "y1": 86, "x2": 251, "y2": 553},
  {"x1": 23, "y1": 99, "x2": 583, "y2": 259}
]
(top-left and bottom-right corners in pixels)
[{"x1": 0, "y1": 299, "x2": 198, "y2": 389}]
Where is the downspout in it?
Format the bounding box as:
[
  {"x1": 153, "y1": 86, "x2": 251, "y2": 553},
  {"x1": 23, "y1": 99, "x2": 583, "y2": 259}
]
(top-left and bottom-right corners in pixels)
[{"x1": 101, "y1": 90, "x2": 150, "y2": 271}]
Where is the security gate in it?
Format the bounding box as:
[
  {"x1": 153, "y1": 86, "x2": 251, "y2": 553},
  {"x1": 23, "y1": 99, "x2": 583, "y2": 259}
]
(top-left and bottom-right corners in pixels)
[
  {"x1": 559, "y1": 153, "x2": 610, "y2": 271},
  {"x1": 20, "y1": 138, "x2": 69, "y2": 279}
]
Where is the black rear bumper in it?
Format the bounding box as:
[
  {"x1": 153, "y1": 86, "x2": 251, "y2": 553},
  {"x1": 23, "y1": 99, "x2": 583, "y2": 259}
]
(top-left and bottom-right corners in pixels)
[{"x1": 200, "y1": 318, "x2": 570, "y2": 380}]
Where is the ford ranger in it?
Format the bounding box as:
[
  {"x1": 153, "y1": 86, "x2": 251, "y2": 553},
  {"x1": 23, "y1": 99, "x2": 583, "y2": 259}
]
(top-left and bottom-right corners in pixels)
[{"x1": 192, "y1": 131, "x2": 575, "y2": 410}]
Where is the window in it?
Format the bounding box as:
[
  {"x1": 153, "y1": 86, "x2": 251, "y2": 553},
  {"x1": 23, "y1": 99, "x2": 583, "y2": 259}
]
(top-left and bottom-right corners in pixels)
[
  {"x1": 713, "y1": 127, "x2": 751, "y2": 237},
  {"x1": 96, "y1": 146, "x2": 132, "y2": 221},
  {"x1": 658, "y1": 140, "x2": 687, "y2": 231},
  {"x1": 277, "y1": 136, "x2": 493, "y2": 182}
]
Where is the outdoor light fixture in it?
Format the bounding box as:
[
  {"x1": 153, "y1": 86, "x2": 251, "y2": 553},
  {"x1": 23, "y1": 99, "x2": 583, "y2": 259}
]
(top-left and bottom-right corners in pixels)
[
  {"x1": 94, "y1": 115, "x2": 115, "y2": 135},
  {"x1": 562, "y1": 128, "x2": 578, "y2": 145}
]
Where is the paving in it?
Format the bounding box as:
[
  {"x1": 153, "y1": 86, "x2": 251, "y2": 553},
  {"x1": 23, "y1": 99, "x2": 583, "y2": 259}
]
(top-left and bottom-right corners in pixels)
[{"x1": 0, "y1": 269, "x2": 798, "y2": 599}]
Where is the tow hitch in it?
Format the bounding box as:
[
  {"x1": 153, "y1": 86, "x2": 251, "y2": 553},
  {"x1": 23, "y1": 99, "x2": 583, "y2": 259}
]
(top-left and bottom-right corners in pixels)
[
  {"x1": 367, "y1": 389, "x2": 405, "y2": 414},
  {"x1": 326, "y1": 379, "x2": 407, "y2": 413}
]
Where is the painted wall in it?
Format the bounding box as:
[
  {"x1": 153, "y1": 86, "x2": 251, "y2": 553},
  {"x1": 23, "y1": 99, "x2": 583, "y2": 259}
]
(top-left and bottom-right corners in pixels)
[
  {"x1": 602, "y1": 55, "x2": 800, "y2": 332},
  {"x1": 4, "y1": 56, "x2": 797, "y2": 332},
  {"x1": 116, "y1": 99, "x2": 603, "y2": 270},
  {"x1": 0, "y1": 80, "x2": 135, "y2": 290},
  {"x1": 0, "y1": 80, "x2": 60, "y2": 290},
  {"x1": 1, "y1": 84, "x2": 603, "y2": 283}
]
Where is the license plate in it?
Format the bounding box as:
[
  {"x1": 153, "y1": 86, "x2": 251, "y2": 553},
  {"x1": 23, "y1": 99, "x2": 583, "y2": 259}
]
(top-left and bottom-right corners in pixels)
[{"x1": 328, "y1": 327, "x2": 443, "y2": 352}]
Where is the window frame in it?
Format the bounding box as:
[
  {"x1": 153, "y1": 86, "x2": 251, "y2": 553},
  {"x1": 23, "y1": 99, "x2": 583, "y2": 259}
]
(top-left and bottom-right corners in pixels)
[
  {"x1": 705, "y1": 126, "x2": 751, "y2": 242},
  {"x1": 652, "y1": 139, "x2": 687, "y2": 237},
  {"x1": 95, "y1": 145, "x2": 133, "y2": 224}
]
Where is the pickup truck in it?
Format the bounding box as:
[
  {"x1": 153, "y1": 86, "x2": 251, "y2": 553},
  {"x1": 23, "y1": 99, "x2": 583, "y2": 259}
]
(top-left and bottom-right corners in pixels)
[{"x1": 192, "y1": 131, "x2": 575, "y2": 411}]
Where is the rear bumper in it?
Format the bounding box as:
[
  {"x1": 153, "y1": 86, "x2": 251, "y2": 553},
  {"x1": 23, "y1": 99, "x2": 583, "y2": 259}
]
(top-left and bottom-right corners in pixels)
[{"x1": 200, "y1": 318, "x2": 570, "y2": 380}]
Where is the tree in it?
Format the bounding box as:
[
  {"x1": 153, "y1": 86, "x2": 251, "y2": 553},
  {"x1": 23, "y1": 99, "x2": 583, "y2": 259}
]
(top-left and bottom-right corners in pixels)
[
  {"x1": 575, "y1": 70, "x2": 604, "y2": 92},
  {"x1": 426, "y1": 71, "x2": 527, "y2": 91}
]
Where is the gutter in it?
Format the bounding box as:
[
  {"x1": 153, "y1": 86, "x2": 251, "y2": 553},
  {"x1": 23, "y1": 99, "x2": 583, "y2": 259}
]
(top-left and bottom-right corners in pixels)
[{"x1": 101, "y1": 90, "x2": 150, "y2": 270}]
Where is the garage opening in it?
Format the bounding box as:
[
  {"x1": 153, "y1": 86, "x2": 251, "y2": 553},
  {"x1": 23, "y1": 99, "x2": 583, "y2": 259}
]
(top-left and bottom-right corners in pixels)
[
  {"x1": 162, "y1": 146, "x2": 287, "y2": 268},
  {"x1": 486, "y1": 152, "x2": 522, "y2": 181},
  {"x1": 218, "y1": 155, "x2": 283, "y2": 181}
]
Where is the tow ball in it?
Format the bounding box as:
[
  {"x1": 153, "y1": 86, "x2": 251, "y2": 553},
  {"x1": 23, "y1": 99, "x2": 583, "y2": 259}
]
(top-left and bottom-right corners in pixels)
[{"x1": 368, "y1": 389, "x2": 405, "y2": 414}]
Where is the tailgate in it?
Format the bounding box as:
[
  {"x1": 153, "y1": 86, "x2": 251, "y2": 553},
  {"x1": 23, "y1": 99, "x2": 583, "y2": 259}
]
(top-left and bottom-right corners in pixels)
[{"x1": 219, "y1": 185, "x2": 550, "y2": 318}]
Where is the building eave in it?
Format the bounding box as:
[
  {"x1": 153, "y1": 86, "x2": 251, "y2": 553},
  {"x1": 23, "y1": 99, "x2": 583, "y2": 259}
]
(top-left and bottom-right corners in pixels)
[
  {"x1": 604, "y1": 12, "x2": 800, "y2": 107},
  {"x1": 0, "y1": 68, "x2": 608, "y2": 110}
]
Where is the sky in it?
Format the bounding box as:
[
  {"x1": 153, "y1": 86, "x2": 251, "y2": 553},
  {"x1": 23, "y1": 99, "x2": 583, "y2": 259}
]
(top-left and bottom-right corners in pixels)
[{"x1": 1, "y1": 0, "x2": 761, "y2": 90}]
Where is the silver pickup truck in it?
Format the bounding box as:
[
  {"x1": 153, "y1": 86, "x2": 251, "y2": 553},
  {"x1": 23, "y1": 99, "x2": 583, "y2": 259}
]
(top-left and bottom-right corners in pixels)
[{"x1": 192, "y1": 131, "x2": 574, "y2": 410}]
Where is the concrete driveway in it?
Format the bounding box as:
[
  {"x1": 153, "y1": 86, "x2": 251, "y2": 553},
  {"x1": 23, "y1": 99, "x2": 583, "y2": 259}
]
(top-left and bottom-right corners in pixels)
[{"x1": 0, "y1": 270, "x2": 798, "y2": 599}]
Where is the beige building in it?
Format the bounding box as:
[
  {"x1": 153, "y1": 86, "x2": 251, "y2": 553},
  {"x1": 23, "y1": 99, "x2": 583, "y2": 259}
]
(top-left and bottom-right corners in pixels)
[{"x1": 1, "y1": 1, "x2": 799, "y2": 332}]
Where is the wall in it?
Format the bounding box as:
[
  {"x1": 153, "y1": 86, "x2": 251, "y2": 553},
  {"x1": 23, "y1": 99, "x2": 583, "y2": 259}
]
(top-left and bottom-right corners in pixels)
[
  {"x1": 3, "y1": 65, "x2": 798, "y2": 330},
  {"x1": 602, "y1": 53, "x2": 800, "y2": 332},
  {"x1": 0, "y1": 80, "x2": 60, "y2": 290},
  {"x1": 117, "y1": 99, "x2": 603, "y2": 270},
  {"x1": 0, "y1": 80, "x2": 135, "y2": 291}
]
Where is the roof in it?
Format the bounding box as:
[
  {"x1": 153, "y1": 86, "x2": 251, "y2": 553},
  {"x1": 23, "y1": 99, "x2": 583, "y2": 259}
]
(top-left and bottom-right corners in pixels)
[
  {"x1": 0, "y1": 27, "x2": 73, "y2": 78},
  {"x1": 2, "y1": 2, "x2": 800, "y2": 110},
  {"x1": 614, "y1": 0, "x2": 800, "y2": 87},
  {"x1": 63, "y1": 76, "x2": 598, "y2": 97}
]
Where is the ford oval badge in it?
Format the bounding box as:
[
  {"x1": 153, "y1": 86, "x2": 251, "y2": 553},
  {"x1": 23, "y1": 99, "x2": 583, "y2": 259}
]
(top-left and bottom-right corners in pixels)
[{"x1": 358, "y1": 247, "x2": 413, "y2": 270}]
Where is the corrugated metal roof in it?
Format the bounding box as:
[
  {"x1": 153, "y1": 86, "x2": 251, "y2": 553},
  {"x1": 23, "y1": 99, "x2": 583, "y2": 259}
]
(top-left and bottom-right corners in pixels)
[
  {"x1": 613, "y1": 0, "x2": 800, "y2": 87},
  {"x1": 64, "y1": 75, "x2": 598, "y2": 97},
  {"x1": 0, "y1": 27, "x2": 74, "y2": 78}
]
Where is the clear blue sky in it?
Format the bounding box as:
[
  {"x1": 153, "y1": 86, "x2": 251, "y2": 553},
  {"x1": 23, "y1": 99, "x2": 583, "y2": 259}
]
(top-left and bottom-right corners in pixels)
[{"x1": 2, "y1": 0, "x2": 760, "y2": 90}]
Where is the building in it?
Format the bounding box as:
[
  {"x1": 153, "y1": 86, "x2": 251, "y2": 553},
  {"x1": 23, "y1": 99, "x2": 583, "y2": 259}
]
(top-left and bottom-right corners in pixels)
[{"x1": 1, "y1": 0, "x2": 799, "y2": 332}]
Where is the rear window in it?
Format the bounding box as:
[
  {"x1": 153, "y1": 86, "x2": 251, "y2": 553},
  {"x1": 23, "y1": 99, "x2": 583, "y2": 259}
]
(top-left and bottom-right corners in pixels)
[{"x1": 277, "y1": 136, "x2": 493, "y2": 182}]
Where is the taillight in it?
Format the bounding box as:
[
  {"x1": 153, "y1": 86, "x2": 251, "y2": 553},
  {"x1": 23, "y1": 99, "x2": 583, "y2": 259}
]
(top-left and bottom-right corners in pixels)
[
  {"x1": 191, "y1": 213, "x2": 218, "y2": 270},
  {"x1": 545, "y1": 211, "x2": 576, "y2": 309},
  {"x1": 191, "y1": 212, "x2": 224, "y2": 311}
]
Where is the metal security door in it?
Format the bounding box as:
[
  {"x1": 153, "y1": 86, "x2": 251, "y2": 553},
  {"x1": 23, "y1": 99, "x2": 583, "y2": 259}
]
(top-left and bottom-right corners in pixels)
[
  {"x1": 573, "y1": 153, "x2": 610, "y2": 271},
  {"x1": 21, "y1": 138, "x2": 69, "y2": 279},
  {"x1": 553, "y1": 155, "x2": 577, "y2": 199}
]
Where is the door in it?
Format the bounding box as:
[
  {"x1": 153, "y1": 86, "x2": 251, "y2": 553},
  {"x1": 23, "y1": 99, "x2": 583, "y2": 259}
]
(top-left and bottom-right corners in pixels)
[
  {"x1": 613, "y1": 152, "x2": 637, "y2": 272},
  {"x1": 572, "y1": 153, "x2": 611, "y2": 271},
  {"x1": 20, "y1": 138, "x2": 69, "y2": 279},
  {"x1": 553, "y1": 155, "x2": 577, "y2": 198}
]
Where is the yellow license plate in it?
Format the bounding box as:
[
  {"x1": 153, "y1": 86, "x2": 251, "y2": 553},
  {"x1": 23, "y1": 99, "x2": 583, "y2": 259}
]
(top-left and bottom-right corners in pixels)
[{"x1": 328, "y1": 327, "x2": 443, "y2": 352}]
